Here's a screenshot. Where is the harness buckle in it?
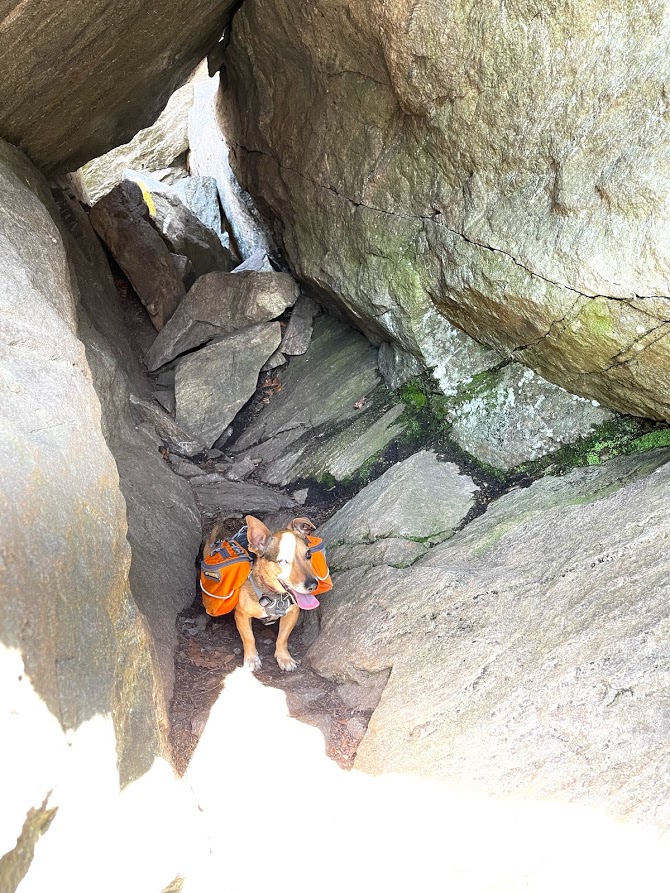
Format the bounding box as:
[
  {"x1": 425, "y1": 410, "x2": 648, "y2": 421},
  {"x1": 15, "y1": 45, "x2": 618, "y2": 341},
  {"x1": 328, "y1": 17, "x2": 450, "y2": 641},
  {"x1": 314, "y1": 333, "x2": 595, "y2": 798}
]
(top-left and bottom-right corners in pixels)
[{"x1": 259, "y1": 594, "x2": 292, "y2": 617}]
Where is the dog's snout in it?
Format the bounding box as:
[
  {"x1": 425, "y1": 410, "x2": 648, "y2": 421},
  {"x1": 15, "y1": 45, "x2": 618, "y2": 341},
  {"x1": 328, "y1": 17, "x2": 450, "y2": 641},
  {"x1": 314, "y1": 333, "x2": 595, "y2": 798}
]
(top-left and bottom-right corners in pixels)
[{"x1": 306, "y1": 577, "x2": 318, "y2": 592}]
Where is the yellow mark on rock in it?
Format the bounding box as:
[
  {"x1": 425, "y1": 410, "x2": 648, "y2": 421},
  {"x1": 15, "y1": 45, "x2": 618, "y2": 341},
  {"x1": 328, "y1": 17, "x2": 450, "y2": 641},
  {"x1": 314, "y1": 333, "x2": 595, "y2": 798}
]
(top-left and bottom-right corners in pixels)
[{"x1": 134, "y1": 178, "x2": 156, "y2": 216}]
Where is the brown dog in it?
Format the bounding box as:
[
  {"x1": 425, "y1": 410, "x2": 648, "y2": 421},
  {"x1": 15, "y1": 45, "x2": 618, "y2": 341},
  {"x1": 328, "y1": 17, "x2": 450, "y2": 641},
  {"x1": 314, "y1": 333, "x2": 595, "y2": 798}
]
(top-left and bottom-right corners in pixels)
[{"x1": 213, "y1": 515, "x2": 320, "y2": 671}]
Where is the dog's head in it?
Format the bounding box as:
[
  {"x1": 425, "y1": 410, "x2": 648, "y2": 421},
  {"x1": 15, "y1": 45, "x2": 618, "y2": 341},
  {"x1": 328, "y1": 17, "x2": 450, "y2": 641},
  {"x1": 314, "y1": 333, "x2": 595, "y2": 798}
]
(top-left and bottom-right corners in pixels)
[{"x1": 245, "y1": 515, "x2": 321, "y2": 610}]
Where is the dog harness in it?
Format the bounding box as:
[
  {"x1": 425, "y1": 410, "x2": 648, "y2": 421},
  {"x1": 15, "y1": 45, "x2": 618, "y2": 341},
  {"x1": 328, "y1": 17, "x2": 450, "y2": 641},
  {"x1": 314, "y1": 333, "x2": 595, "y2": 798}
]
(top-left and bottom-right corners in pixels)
[{"x1": 200, "y1": 525, "x2": 333, "y2": 618}]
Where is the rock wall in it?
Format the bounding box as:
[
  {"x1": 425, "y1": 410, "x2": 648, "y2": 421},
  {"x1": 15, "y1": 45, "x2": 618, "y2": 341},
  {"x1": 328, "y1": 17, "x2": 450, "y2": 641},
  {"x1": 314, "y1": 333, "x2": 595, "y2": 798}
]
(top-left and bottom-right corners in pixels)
[
  {"x1": 222, "y1": 0, "x2": 670, "y2": 420},
  {"x1": 308, "y1": 450, "x2": 670, "y2": 836},
  {"x1": 0, "y1": 140, "x2": 197, "y2": 888},
  {"x1": 0, "y1": 0, "x2": 239, "y2": 175},
  {"x1": 50, "y1": 176, "x2": 202, "y2": 706},
  {"x1": 0, "y1": 139, "x2": 167, "y2": 778}
]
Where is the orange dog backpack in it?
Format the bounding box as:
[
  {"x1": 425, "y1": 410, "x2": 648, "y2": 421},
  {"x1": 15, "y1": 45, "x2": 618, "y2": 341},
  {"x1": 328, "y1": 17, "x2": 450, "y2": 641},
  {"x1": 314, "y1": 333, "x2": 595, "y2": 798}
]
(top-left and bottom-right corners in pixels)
[
  {"x1": 304, "y1": 534, "x2": 333, "y2": 595},
  {"x1": 200, "y1": 527, "x2": 332, "y2": 617}
]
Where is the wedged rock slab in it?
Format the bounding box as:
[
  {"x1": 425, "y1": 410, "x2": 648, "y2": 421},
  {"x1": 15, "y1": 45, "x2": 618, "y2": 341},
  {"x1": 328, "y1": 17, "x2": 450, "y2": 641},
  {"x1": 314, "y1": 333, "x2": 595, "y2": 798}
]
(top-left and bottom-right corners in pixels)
[
  {"x1": 173, "y1": 175, "x2": 229, "y2": 247},
  {"x1": 233, "y1": 249, "x2": 273, "y2": 272},
  {"x1": 446, "y1": 363, "x2": 612, "y2": 470},
  {"x1": 89, "y1": 180, "x2": 185, "y2": 330},
  {"x1": 129, "y1": 394, "x2": 206, "y2": 457},
  {"x1": 145, "y1": 270, "x2": 298, "y2": 370},
  {"x1": 152, "y1": 193, "x2": 235, "y2": 279},
  {"x1": 141, "y1": 179, "x2": 235, "y2": 278},
  {"x1": 328, "y1": 538, "x2": 428, "y2": 573},
  {"x1": 124, "y1": 169, "x2": 235, "y2": 262},
  {"x1": 231, "y1": 316, "x2": 381, "y2": 453},
  {"x1": 190, "y1": 474, "x2": 294, "y2": 517},
  {"x1": 320, "y1": 450, "x2": 478, "y2": 546},
  {"x1": 280, "y1": 294, "x2": 318, "y2": 356},
  {"x1": 307, "y1": 453, "x2": 670, "y2": 835},
  {"x1": 252, "y1": 401, "x2": 407, "y2": 487},
  {"x1": 175, "y1": 322, "x2": 281, "y2": 447}
]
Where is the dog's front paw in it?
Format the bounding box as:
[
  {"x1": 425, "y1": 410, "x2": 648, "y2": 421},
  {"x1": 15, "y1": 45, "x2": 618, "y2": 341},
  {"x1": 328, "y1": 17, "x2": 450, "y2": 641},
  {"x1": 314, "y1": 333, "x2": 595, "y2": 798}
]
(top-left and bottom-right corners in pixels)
[
  {"x1": 276, "y1": 653, "x2": 299, "y2": 672},
  {"x1": 244, "y1": 655, "x2": 262, "y2": 671}
]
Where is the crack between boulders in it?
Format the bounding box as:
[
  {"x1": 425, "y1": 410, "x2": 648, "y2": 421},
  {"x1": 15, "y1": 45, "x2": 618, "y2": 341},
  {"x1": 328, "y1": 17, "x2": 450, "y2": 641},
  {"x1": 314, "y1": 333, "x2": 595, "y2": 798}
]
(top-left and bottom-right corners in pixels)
[
  {"x1": 575, "y1": 321, "x2": 670, "y2": 377},
  {"x1": 511, "y1": 295, "x2": 587, "y2": 355},
  {"x1": 233, "y1": 142, "x2": 670, "y2": 316}
]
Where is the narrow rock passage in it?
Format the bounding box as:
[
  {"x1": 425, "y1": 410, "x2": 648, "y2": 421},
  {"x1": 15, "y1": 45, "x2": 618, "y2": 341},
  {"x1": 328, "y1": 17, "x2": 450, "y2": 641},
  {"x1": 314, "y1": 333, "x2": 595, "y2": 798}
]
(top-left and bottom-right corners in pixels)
[
  {"x1": 102, "y1": 245, "x2": 381, "y2": 778},
  {"x1": 117, "y1": 286, "x2": 374, "y2": 772}
]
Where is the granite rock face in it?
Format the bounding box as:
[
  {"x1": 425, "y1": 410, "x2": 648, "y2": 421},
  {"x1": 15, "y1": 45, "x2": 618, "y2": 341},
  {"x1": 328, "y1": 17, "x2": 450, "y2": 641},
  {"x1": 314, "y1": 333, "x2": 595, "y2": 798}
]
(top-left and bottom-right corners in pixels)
[
  {"x1": 445, "y1": 363, "x2": 612, "y2": 470},
  {"x1": 308, "y1": 451, "x2": 670, "y2": 836},
  {"x1": 0, "y1": 0, "x2": 239, "y2": 175},
  {"x1": 175, "y1": 322, "x2": 282, "y2": 447},
  {"x1": 0, "y1": 139, "x2": 188, "y2": 888},
  {"x1": 53, "y1": 177, "x2": 202, "y2": 709},
  {"x1": 223, "y1": 0, "x2": 670, "y2": 420},
  {"x1": 228, "y1": 315, "x2": 404, "y2": 486},
  {"x1": 231, "y1": 316, "x2": 381, "y2": 453},
  {"x1": 320, "y1": 450, "x2": 478, "y2": 546},
  {"x1": 189, "y1": 72, "x2": 272, "y2": 259}
]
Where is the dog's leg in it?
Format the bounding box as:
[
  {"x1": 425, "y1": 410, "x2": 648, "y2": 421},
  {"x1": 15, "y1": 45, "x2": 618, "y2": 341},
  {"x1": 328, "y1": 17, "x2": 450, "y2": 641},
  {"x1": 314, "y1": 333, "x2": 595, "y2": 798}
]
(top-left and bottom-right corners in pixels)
[
  {"x1": 234, "y1": 608, "x2": 261, "y2": 670},
  {"x1": 275, "y1": 604, "x2": 301, "y2": 671}
]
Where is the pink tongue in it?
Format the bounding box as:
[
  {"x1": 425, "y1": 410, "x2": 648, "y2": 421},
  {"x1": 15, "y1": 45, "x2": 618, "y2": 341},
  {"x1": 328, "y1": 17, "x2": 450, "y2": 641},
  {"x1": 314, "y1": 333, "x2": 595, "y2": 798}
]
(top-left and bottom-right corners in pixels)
[{"x1": 295, "y1": 592, "x2": 320, "y2": 610}]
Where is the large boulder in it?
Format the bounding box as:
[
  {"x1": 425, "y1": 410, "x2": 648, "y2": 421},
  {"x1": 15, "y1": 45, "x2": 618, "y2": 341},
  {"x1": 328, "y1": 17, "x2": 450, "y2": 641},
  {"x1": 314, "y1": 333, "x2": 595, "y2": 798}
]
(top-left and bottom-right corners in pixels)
[
  {"x1": 308, "y1": 450, "x2": 670, "y2": 835},
  {"x1": 0, "y1": 140, "x2": 196, "y2": 888},
  {"x1": 0, "y1": 0, "x2": 239, "y2": 175},
  {"x1": 175, "y1": 322, "x2": 282, "y2": 446},
  {"x1": 89, "y1": 180, "x2": 185, "y2": 330},
  {"x1": 0, "y1": 136, "x2": 167, "y2": 777},
  {"x1": 320, "y1": 450, "x2": 478, "y2": 546},
  {"x1": 222, "y1": 0, "x2": 670, "y2": 420},
  {"x1": 145, "y1": 270, "x2": 299, "y2": 371}
]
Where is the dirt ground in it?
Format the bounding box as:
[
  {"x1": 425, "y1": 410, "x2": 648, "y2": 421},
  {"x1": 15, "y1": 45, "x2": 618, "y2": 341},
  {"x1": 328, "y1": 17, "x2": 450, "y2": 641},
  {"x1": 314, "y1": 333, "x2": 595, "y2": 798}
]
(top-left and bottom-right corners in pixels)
[{"x1": 169, "y1": 598, "x2": 372, "y2": 775}]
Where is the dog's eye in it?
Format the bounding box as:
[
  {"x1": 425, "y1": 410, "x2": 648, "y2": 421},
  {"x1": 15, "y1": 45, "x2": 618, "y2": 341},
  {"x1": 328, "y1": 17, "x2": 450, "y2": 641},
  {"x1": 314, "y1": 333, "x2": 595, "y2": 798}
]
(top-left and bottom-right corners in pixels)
[{"x1": 305, "y1": 550, "x2": 312, "y2": 559}]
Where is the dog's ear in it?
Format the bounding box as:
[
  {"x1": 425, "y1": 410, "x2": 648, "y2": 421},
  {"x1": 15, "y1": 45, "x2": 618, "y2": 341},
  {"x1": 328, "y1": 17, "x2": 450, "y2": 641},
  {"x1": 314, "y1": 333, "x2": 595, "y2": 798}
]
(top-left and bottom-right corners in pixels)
[
  {"x1": 245, "y1": 515, "x2": 272, "y2": 555},
  {"x1": 288, "y1": 517, "x2": 316, "y2": 540}
]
